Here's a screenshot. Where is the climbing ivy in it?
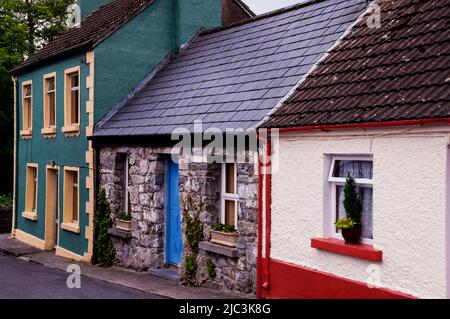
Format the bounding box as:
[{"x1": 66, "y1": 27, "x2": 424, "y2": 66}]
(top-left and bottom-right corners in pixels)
[
  {"x1": 93, "y1": 188, "x2": 116, "y2": 267},
  {"x1": 206, "y1": 259, "x2": 216, "y2": 279},
  {"x1": 181, "y1": 196, "x2": 204, "y2": 286}
]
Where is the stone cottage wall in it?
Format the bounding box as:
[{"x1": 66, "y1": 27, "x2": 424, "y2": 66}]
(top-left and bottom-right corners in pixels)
[
  {"x1": 99, "y1": 145, "x2": 258, "y2": 294},
  {"x1": 99, "y1": 146, "x2": 167, "y2": 271}
]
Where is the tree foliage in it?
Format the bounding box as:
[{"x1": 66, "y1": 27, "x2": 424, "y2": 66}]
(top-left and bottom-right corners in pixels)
[{"x1": 0, "y1": 0, "x2": 74, "y2": 193}]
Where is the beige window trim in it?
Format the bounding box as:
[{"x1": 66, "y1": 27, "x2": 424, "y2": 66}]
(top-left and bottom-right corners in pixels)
[
  {"x1": 62, "y1": 166, "x2": 80, "y2": 233},
  {"x1": 42, "y1": 72, "x2": 57, "y2": 137},
  {"x1": 63, "y1": 66, "x2": 81, "y2": 136},
  {"x1": 23, "y1": 163, "x2": 38, "y2": 221},
  {"x1": 20, "y1": 80, "x2": 33, "y2": 139}
]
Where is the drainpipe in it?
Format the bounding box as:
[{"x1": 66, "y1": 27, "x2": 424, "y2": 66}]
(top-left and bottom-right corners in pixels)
[
  {"x1": 256, "y1": 130, "x2": 272, "y2": 297},
  {"x1": 278, "y1": 118, "x2": 450, "y2": 134},
  {"x1": 11, "y1": 76, "x2": 18, "y2": 237}
]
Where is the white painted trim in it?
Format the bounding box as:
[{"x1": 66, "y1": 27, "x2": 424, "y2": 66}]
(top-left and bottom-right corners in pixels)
[
  {"x1": 325, "y1": 155, "x2": 374, "y2": 245},
  {"x1": 221, "y1": 163, "x2": 238, "y2": 227},
  {"x1": 446, "y1": 145, "x2": 450, "y2": 298}
]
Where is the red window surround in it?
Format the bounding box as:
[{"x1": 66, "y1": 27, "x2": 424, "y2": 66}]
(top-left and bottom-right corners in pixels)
[{"x1": 311, "y1": 238, "x2": 382, "y2": 262}]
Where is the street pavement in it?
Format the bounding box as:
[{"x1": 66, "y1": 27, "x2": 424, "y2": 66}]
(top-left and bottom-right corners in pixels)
[{"x1": 0, "y1": 254, "x2": 162, "y2": 299}]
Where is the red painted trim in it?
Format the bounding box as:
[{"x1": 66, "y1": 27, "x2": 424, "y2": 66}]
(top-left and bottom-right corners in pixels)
[
  {"x1": 261, "y1": 258, "x2": 416, "y2": 299},
  {"x1": 256, "y1": 134, "x2": 264, "y2": 298},
  {"x1": 311, "y1": 238, "x2": 382, "y2": 262},
  {"x1": 277, "y1": 118, "x2": 450, "y2": 134}
]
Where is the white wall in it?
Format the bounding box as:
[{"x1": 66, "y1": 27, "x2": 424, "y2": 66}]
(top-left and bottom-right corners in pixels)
[{"x1": 270, "y1": 126, "x2": 450, "y2": 298}]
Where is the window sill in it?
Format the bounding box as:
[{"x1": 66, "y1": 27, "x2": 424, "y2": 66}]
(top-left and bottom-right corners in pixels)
[
  {"x1": 311, "y1": 238, "x2": 382, "y2": 262},
  {"x1": 20, "y1": 129, "x2": 33, "y2": 139},
  {"x1": 41, "y1": 127, "x2": 57, "y2": 138},
  {"x1": 199, "y1": 241, "x2": 239, "y2": 258},
  {"x1": 62, "y1": 125, "x2": 80, "y2": 137},
  {"x1": 61, "y1": 222, "x2": 80, "y2": 234},
  {"x1": 22, "y1": 211, "x2": 37, "y2": 221},
  {"x1": 108, "y1": 227, "x2": 132, "y2": 239}
]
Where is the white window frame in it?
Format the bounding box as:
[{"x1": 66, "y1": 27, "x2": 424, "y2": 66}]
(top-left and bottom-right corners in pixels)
[
  {"x1": 221, "y1": 162, "x2": 238, "y2": 227},
  {"x1": 327, "y1": 156, "x2": 374, "y2": 245}
]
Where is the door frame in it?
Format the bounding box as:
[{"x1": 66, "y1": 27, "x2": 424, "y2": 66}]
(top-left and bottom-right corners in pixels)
[
  {"x1": 165, "y1": 158, "x2": 182, "y2": 266},
  {"x1": 44, "y1": 165, "x2": 59, "y2": 250}
]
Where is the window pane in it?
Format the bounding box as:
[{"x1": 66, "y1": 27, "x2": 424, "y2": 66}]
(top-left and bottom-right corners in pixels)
[
  {"x1": 25, "y1": 98, "x2": 32, "y2": 129},
  {"x1": 32, "y1": 169, "x2": 37, "y2": 212},
  {"x1": 71, "y1": 73, "x2": 79, "y2": 88},
  {"x1": 47, "y1": 78, "x2": 55, "y2": 91},
  {"x1": 70, "y1": 90, "x2": 79, "y2": 124},
  {"x1": 24, "y1": 85, "x2": 31, "y2": 97},
  {"x1": 333, "y1": 160, "x2": 373, "y2": 179},
  {"x1": 225, "y1": 200, "x2": 236, "y2": 226},
  {"x1": 336, "y1": 185, "x2": 373, "y2": 239},
  {"x1": 72, "y1": 172, "x2": 78, "y2": 222},
  {"x1": 225, "y1": 163, "x2": 235, "y2": 194},
  {"x1": 49, "y1": 92, "x2": 56, "y2": 126}
]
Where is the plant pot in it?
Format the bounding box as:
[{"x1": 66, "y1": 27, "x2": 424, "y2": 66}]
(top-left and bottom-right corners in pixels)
[
  {"x1": 210, "y1": 230, "x2": 239, "y2": 247},
  {"x1": 116, "y1": 219, "x2": 131, "y2": 231},
  {"x1": 342, "y1": 225, "x2": 362, "y2": 244}
]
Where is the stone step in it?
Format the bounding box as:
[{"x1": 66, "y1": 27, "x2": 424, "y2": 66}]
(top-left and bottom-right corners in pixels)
[{"x1": 148, "y1": 268, "x2": 181, "y2": 283}]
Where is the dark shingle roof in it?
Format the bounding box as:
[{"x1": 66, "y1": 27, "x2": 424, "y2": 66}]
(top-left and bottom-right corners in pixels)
[
  {"x1": 11, "y1": 0, "x2": 154, "y2": 75},
  {"x1": 262, "y1": 0, "x2": 450, "y2": 129},
  {"x1": 94, "y1": 0, "x2": 367, "y2": 137}
]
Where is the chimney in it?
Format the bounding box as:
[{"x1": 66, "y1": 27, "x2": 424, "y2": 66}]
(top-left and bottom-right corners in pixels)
[{"x1": 221, "y1": 0, "x2": 255, "y2": 26}]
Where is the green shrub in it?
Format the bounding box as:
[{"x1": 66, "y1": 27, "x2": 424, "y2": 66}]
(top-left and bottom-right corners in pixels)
[
  {"x1": 184, "y1": 254, "x2": 198, "y2": 286},
  {"x1": 206, "y1": 259, "x2": 216, "y2": 279},
  {"x1": 116, "y1": 212, "x2": 132, "y2": 221},
  {"x1": 335, "y1": 174, "x2": 363, "y2": 229},
  {"x1": 212, "y1": 222, "x2": 238, "y2": 233},
  {"x1": 0, "y1": 194, "x2": 13, "y2": 207},
  {"x1": 93, "y1": 189, "x2": 115, "y2": 267}
]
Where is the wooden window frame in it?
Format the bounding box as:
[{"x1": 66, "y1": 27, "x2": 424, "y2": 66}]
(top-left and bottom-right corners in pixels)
[
  {"x1": 61, "y1": 166, "x2": 80, "y2": 233},
  {"x1": 42, "y1": 72, "x2": 57, "y2": 136},
  {"x1": 22, "y1": 163, "x2": 38, "y2": 221},
  {"x1": 221, "y1": 162, "x2": 238, "y2": 227},
  {"x1": 326, "y1": 156, "x2": 374, "y2": 245},
  {"x1": 62, "y1": 66, "x2": 80, "y2": 136},
  {"x1": 20, "y1": 80, "x2": 33, "y2": 138}
]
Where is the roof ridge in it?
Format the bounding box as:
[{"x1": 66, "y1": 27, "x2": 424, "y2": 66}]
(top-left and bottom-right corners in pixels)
[{"x1": 199, "y1": 0, "x2": 337, "y2": 36}]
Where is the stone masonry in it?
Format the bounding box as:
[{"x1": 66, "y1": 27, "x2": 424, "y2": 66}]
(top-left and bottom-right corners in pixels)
[{"x1": 99, "y1": 145, "x2": 258, "y2": 294}]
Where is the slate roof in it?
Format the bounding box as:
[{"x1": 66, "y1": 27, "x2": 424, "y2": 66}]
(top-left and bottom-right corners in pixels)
[
  {"x1": 94, "y1": 0, "x2": 367, "y2": 137},
  {"x1": 11, "y1": 0, "x2": 154, "y2": 75},
  {"x1": 262, "y1": 0, "x2": 450, "y2": 129}
]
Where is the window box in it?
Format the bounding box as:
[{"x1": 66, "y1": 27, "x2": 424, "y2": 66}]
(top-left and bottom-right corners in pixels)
[
  {"x1": 115, "y1": 219, "x2": 131, "y2": 232},
  {"x1": 311, "y1": 238, "x2": 382, "y2": 262},
  {"x1": 108, "y1": 227, "x2": 132, "y2": 239},
  {"x1": 210, "y1": 230, "x2": 239, "y2": 247}
]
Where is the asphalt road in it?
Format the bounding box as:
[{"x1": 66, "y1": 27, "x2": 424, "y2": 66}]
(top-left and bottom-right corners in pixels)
[{"x1": 0, "y1": 254, "x2": 162, "y2": 299}]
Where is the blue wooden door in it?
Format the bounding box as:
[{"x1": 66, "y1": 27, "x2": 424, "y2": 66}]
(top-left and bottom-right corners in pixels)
[{"x1": 166, "y1": 159, "x2": 182, "y2": 265}]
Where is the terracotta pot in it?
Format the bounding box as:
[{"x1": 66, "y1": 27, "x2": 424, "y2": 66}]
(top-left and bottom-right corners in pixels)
[
  {"x1": 342, "y1": 225, "x2": 362, "y2": 244},
  {"x1": 116, "y1": 219, "x2": 131, "y2": 231},
  {"x1": 210, "y1": 230, "x2": 239, "y2": 247}
]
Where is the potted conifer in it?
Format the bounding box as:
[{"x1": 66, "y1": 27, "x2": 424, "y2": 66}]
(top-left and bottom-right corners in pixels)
[
  {"x1": 335, "y1": 174, "x2": 363, "y2": 244},
  {"x1": 210, "y1": 223, "x2": 239, "y2": 247}
]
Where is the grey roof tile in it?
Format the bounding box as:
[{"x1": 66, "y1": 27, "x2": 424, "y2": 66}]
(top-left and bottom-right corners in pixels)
[{"x1": 94, "y1": 0, "x2": 367, "y2": 137}]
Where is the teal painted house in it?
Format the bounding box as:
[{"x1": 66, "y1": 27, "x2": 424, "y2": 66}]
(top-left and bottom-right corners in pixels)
[{"x1": 10, "y1": 0, "x2": 252, "y2": 261}]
